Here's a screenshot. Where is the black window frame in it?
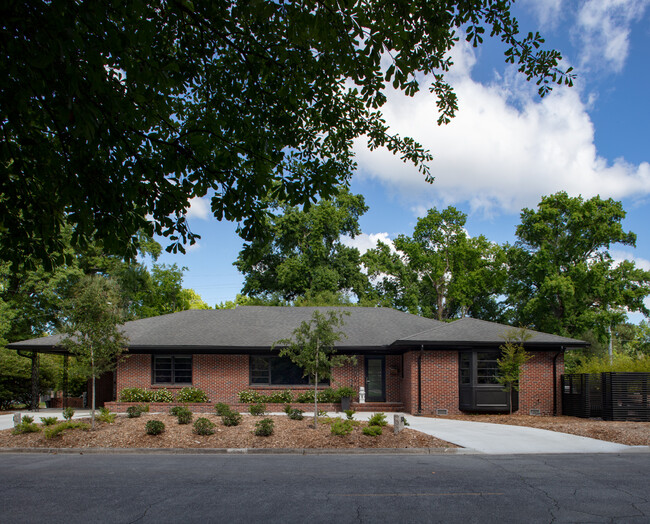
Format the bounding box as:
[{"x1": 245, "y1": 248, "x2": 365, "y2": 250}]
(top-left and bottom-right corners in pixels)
[
  {"x1": 249, "y1": 355, "x2": 329, "y2": 386},
  {"x1": 459, "y1": 351, "x2": 502, "y2": 387},
  {"x1": 152, "y1": 355, "x2": 193, "y2": 385}
]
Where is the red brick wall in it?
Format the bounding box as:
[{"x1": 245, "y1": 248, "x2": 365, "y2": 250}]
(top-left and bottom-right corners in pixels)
[{"x1": 520, "y1": 351, "x2": 563, "y2": 416}]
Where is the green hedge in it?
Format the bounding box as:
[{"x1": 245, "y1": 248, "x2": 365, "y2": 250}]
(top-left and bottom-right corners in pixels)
[
  {"x1": 238, "y1": 387, "x2": 356, "y2": 404},
  {"x1": 118, "y1": 387, "x2": 175, "y2": 403}
]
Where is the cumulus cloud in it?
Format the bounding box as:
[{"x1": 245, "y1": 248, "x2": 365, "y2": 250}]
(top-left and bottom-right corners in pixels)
[
  {"x1": 353, "y1": 42, "x2": 650, "y2": 217},
  {"x1": 521, "y1": 0, "x2": 565, "y2": 28},
  {"x1": 611, "y1": 249, "x2": 650, "y2": 270},
  {"x1": 341, "y1": 232, "x2": 395, "y2": 254},
  {"x1": 185, "y1": 197, "x2": 211, "y2": 221},
  {"x1": 575, "y1": 0, "x2": 649, "y2": 72}
]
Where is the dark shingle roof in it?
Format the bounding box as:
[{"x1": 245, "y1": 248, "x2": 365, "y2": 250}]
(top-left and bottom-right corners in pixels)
[
  {"x1": 395, "y1": 317, "x2": 587, "y2": 347},
  {"x1": 6, "y1": 307, "x2": 586, "y2": 353},
  {"x1": 6, "y1": 306, "x2": 443, "y2": 352}
]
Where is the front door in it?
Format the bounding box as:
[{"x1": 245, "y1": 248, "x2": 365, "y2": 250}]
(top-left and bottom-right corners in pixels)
[{"x1": 365, "y1": 356, "x2": 386, "y2": 402}]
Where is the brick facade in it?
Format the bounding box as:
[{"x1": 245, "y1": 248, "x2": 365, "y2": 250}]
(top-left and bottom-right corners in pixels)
[{"x1": 114, "y1": 349, "x2": 563, "y2": 415}]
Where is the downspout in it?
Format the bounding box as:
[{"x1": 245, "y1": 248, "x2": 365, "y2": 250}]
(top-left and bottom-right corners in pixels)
[
  {"x1": 553, "y1": 350, "x2": 562, "y2": 416},
  {"x1": 418, "y1": 344, "x2": 423, "y2": 415}
]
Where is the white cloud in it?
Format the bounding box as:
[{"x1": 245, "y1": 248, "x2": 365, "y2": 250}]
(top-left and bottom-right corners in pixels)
[
  {"x1": 341, "y1": 232, "x2": 395, "y2": 254},
  {"x1": 611, "y1": 249, "x2": 650, "y2": 270},
  {"x1": 353, "y1": 42, "x2": 650, "y2": 218},
  {"x1": 521, "y1": 0, "x2": 565, "y2": 28},
  {"x1": 185, "y1": 197, "x2": 211, "y2": 221},
  {"x1": 575, "y1": 0, "x2": 649, "y2": 72}
]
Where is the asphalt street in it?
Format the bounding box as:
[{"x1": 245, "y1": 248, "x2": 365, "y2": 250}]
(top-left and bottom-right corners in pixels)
[{"x1": 1, "y1": 453, "x2": 649, "y2": 523}]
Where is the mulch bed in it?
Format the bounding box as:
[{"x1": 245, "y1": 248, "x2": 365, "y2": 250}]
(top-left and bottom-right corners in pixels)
[{"x1": 0, "y1": 414, "x2": 455, "y2": 449}]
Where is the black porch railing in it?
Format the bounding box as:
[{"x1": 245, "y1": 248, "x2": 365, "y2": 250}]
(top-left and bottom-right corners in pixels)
[{"x1": 562, "y1": 372, "x2": 650, "y2": 421}]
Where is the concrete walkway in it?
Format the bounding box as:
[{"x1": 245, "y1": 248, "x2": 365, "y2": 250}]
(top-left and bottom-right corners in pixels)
[
  {"x1": 1, "y1": 409, "x2": 643, "y2": 454},
  {"x1": 350, "y1": 412, "x2": 635, "y2": 454}
]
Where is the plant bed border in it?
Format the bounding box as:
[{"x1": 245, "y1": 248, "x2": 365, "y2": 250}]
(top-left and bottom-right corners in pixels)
[{"x1": 105, "y1": 402, "x2": 342, "y2": 413}]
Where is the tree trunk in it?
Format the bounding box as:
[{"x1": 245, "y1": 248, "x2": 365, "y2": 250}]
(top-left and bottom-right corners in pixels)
[
  {"x1": 313, "y1": 337, "x2": 319, "y2": 429},
  {"x1": 91, "y1": 348, "x2": 96, "y2": 430}
]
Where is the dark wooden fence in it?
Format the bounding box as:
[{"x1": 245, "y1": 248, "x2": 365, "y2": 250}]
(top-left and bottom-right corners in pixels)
[{"x1": 562, "y1": 372, "x2": 649, "y2": 421}]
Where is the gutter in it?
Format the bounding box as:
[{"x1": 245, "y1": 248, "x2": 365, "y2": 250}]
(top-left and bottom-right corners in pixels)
[
  {"x1": 553, "y1": 350, "x2": 562, "y2": 416},
  {"x1": 418, "y1": 344, "x2": 423, "y2": 414}
]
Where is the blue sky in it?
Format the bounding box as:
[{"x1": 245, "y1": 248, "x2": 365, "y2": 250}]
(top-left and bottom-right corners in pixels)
[{"x1": 152, "y1": 0, "x2": 650, "y2": 319}]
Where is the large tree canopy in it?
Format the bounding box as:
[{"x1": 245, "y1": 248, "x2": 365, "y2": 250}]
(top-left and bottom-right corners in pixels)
[
  {"x1": 363, "y1": 207, "x2": 506, "y2": 320},
  {"x1": 506, "y1": 192, "x2": 650, "y2": 341},
  {"x1": 235, "y1": 188, "x2": 368, "y2": 301},
  {"x1": 1, "y1": 0, "x2": 572, "y2": 268}
]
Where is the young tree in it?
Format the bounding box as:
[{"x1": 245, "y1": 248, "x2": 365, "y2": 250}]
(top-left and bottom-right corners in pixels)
[
  {"x1": 2, "y1": 2, "x2": 572, "y2": 269},
  {"x1": 497, "y1": 328, "x2": 533, "y2": 415},
  {"x1": 274, "y1": 310, "x2": 354, "y2": 427},
  {"x1": 61, "y1": 275, "x2": 128, "y2": 428}
]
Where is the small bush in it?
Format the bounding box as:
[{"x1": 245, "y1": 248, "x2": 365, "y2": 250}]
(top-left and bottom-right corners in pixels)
[
  {"x1": 150, "y1": 389, "x2": 174, "y2": 403},
  {"x1": 40, "y1": 416, "x2": 58, "y2": 426},
  {"x1": 249, "y1": 403, "x2": 266, "y2": 416},
  {"x1": 145, "y1": 420, "x2": 165, "y2": 435},
  {"x1": 221, "y1": 410, "x2": 242, "y2": 427},
  {"x1": 193, "y1": 417, "x2": 216, "y2": 436},
  {"x1": 296, "y1": 389, "x2": 337, "y2": 403},
  {"x1": 344, "y1": 409, "x2": 355, "y2": 420},
  {"x1": 283, "y1": 404, "x2": 292, "y2": 414},
  {"x1": 362, "y1": 425, "x2": 383, "y2": 437},
  {"x1": 254, "y1": 418, "x2": 274, "y2": 437},
  {"x1": 176, "y1": 408, "x2": 193, "y2": 425},
  {"x1": 169, "y1": 405, "x2": 184, "y2": 417},
  {"x1": 139, "y1": 403, "x2": 150, "y2": 412},
  {"x1": 62, "y1": 407, "x2": 75, "y2": 421},
  {"x1": 238, "y1": 389, "x2": 293, "y2": 404},
  {"x1": 22, "y1": 415, "x2": 34, "y2": 424},
  {"x1": 12, "y1": 422, "x2": 41, "y2": 435},
  {"x1": 44, "y1": 422, "x2": 90, "y2": 439},
  {"x1": 214, "y1": 403, "x2": 231, "y2": 416},
  {"x1": 238, "y1": 390, "x2": 264, "y2": 403},
  {"x1": 127, "y1": 405, "x2": 143, "y2": 418},
  {"x1": 367, "y1": 413, "x2": 387, "y2": 427},
  {"x1": 334, "y1": 386, "x2": 356, "y2": 401},
  {"x1": 330, "y1": 418, "x2": 354, "y2": 436},
  {"x1": 176, "y1": 387, "x2": 208, "y2": 403},
  {"x1": 97, "y1": 407, "x2": 116, "y2": 423},
  {"x1": 119, "y1": 387, "x2": 150, "y2": 402},
  {"x1": 287, "y1": 408, "x2": 304, "y2": 420}
]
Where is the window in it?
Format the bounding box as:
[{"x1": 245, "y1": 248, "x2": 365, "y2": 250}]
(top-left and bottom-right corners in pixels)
[
  {"x1": 250, "y1": 356, "x2": 329, "y2": 386},
  {"x1": 459, "y1": 352, "x2": 471, "y2": 385},
  {"x1": 153, "y1": 355, "x2": 192, "y2": 384},
  {"x1": 476, "y1": 352, "x2": 500, "y2": 385}
]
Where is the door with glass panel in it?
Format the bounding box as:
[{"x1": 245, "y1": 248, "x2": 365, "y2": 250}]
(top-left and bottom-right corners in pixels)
[{"x1": 365, "y1": 356, "x2": 385, "y2": 402}]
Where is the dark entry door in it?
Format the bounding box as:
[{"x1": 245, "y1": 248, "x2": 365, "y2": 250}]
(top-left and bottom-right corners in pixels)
[{"x1": 365, "y1": 356, "x2": 386, "y2": 402}]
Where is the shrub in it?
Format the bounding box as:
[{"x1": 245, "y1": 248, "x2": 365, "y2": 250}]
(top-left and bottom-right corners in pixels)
[
  {"x1": 169, "y1": 405, "x2": 184, "y2": 417},
  {"x1": 176, "y1": 387, "x2": 208, "y2": 403},
  {"x1": 249, "y1": 403, "x2": 266, "y2": 416},
  {"x1": 295, "y1": 389, "x2": 337, "y2": 403},
  {"x1": 254, "y1": 418, "x2": 274, "y2": 437},
  {"x1": 150, "y1": 389, "x2": 174, "y2": 403},
  {"x1": 127, "y1": 406, "x2": 143, "y2": 418},
  {"x1": 193, "y1": 417, "x2": 216, "y2": 436},
  {"x1": 40, "y1": 416, "x2": 58, "y2": 426},
  {"x1": 221, "y1": 410, "x2": 242, "y2": 427},
  {"x1": 283, "y1": 404, "x2": 292, "y2": 414},
  {"x1": 22, "y1": 415, "x2": 34, "y2": 424},
  {"x1": 344, "y1": 409, "x2": 355, "y2": 420},
  {"x1": 12, "y1": 421, "x2": 41, "y2": 435},
  {"x1": 97, "y1": 407, "x2": 116, "y2": 423},
  {"x1": 176, "y1": 408, "x2": 193, "y2": 425},
  {"x1": 214, "y1": 403, "x2": 231, "y2": 416},
  {"x1": 287, "y1": 408, "x2": 304, "y2": 420},
  {"x1": 238, "y1": 390, "x2": 264, "y2": 403},
  {"x1": 334, "y1": 386, "x2": 356, "y2": 401},
  {"x1": 362, "y1": 425, "x2": 383, "y2": 437},
  {"x1": 44, "y1": 421, "x2": 90, "y2": 439},
  {"x1": 330, "y1": 418, "x2": 354, "y2": 436},
  {"x1": 367, "y1": 413, "x2": 387, "y2": 427},
  {"x1": 145, "y1": 420, "x2": 165, "y2": 435},
  {"x1": 62, "y1": 407, "x2": 75, "y2": 421},
  {"x1": 119, "y1": 387, "x2": 150, "y2": 402}
]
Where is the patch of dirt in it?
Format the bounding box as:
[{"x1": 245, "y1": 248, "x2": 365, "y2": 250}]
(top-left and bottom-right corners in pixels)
[
  {"x1": 0, "y1": 414, "x2": 455, "y2": 449},
  {"x1": 426, "y1": 414, "x2": 650, "y2": 446}
]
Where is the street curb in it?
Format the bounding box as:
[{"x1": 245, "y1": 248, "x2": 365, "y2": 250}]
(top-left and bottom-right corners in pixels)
[{"x1": 0, "y1": 446, "x2": 474, "y2": 455}]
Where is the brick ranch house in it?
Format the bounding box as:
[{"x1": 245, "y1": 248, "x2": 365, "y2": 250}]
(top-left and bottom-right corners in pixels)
[{"x1": 8, "y1": 306, "x2": 586, "y2": 415}]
